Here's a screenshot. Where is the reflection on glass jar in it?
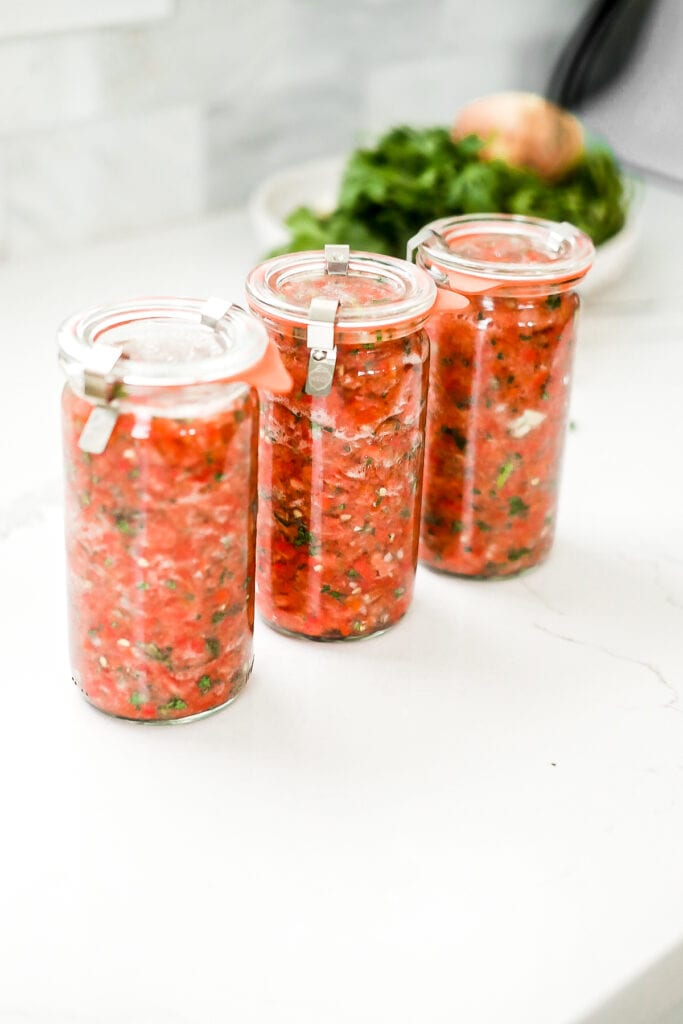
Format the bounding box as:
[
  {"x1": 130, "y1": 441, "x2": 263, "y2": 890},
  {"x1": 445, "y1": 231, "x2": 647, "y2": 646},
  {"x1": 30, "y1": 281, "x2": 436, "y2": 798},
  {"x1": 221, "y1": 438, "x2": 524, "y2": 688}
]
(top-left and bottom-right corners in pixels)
[
  {"x1": 57, "y1": 298, "x2": 289, "y2": 721},
  {"x1": 246, "y1": 246, "x2": 437, "y2": 640},
  {"x1": 412, "y1": 215, "x2": 593, "y2": 579}
]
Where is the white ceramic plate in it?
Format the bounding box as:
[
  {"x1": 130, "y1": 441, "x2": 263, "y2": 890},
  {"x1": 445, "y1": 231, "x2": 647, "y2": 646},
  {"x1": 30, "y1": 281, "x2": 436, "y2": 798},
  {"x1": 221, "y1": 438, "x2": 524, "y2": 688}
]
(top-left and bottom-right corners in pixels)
[{"x1": 248, "y1": 155, "x2": 643, "y2": 296}]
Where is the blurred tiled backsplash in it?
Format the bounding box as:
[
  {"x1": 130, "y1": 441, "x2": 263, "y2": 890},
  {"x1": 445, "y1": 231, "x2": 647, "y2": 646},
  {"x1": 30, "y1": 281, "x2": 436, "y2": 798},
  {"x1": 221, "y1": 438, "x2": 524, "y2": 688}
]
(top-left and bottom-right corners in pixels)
[{"x1": 0, "y1": 0, "x2": 590, "y2": 260}]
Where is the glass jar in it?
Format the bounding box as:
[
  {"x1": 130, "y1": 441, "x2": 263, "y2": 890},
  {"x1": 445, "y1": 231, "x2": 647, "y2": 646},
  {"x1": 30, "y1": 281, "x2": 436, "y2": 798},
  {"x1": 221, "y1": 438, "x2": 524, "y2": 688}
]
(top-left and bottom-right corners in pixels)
[
  {"x1": 411, "y1": 215, "x2": 594, "y2": 578},
  {"x1": 57, "y1": 298, "x2": 290, "y2": 722},
  {"x1": 246, "y1": 245, "x2": 437, "y2": 640}
]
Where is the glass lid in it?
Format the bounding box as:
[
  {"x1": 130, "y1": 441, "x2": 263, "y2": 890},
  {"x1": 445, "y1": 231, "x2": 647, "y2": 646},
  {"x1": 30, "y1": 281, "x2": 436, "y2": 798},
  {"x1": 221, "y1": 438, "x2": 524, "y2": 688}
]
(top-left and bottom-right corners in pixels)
[
  {"x1": 412, "y1": 214, "x2": 594, "y2": 285},
  {"x1": 57, "y1": 297, "x2": 268, "y2": 388},
  {"x1": 245, "y1": 247, "x2": 437, "y2": 328}
]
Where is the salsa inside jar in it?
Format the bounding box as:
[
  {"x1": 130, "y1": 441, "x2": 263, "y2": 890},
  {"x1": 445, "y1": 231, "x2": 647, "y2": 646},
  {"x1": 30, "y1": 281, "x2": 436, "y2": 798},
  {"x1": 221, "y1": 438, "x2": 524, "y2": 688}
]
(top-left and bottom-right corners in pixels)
[
  {"x1": 63, "y1": 384, "x2": 259, "y2": 720},
  {"x1": 57, "y1": 299, "x2": 283, "y2": 721},
  {"x1": 247, "y1": 249, "x2": 436, "y2": 640},
  {"x1": 415, "y1": 214, "x2": 593, "y2": 578},
  {"x1": 421, "y1": 289, "x2": 577, "y2": 577}
]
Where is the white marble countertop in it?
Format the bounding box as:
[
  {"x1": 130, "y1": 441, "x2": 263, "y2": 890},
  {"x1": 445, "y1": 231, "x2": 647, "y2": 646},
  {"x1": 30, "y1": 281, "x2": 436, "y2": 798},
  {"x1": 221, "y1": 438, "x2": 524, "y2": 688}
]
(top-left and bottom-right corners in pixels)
[{"x1": 1, "y1": 185, "x2": 682, "y2": 1024}]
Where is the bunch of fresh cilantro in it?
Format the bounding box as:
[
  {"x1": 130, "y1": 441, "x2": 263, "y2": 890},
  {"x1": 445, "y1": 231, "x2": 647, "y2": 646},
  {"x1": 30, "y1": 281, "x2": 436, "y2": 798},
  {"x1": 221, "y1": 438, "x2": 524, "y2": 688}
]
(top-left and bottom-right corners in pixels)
[{"x1": 275, "y1": 126, "x2": 627, "y2": 257}]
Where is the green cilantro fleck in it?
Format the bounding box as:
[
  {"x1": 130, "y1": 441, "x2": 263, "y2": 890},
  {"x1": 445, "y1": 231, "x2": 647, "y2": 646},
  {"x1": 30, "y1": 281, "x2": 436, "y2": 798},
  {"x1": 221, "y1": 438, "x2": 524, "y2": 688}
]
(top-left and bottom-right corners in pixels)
[
  {"x1": 137, "y1": 642, "x2": 173, "y2": 664},
  {"x1": 321, "y1": 584, "x2": 345, "y2": 603},
  {"x1": 293, "y1": 524, "x2": 319, "y2": 554},
  {"x1": 205, "y1": 637, "x2": 221, "y2": 660},
  {"x1": 508, "y1": 496, "x2": 529, "y2": 517},
  {"x1": 197, "y1": 675, "x2": 212, "y2": 695},
  {"x1": 546, "y1": 294, "x2": 562, "y2": 310},
  {"x1": 158, "y1": 697, "x2": 187, "y2": 713},
  {"x1": 508, "y1": 547, "x2": 532, "y2": 562},
  {"x1": 129, "y1": 691, "x2": 146, "y2": 710},
  {"x1": 496, "y1": 459, "x2": 516, "y2": 489}
]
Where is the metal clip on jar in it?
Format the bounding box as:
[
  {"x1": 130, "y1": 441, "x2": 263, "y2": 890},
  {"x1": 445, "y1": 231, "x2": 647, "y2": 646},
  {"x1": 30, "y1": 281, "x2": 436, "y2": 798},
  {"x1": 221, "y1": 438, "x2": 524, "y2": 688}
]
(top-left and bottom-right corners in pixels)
[
  {"x1": 57, "y1": 297, "x2": 291, "y2": 722},
  {"x1": 246, "y1": 245, "x2": 437, "y2": 641},
  {"x1": 409, "y1": 215, "x2": 593, "y2": 579}
]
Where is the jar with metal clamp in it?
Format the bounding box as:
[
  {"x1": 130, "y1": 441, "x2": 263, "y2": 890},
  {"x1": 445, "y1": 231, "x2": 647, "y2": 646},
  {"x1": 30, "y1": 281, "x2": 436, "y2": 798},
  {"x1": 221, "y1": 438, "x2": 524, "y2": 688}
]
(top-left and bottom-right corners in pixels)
[
  {"x1": 245, "y1": 245, "x2": 437, "y2": 641},
  {"x1": 57, "y1": 297, "x2": 291, "y2": 721},
  {"x1": 409, "y1": 214, "x2": 594, "y2": 579}
]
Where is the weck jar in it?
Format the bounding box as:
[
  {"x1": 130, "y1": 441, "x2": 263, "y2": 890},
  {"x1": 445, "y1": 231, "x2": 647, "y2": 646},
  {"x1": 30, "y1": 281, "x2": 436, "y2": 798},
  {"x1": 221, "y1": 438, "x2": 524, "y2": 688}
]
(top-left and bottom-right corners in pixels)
[
  {"x1": 246, "y1": 245, "x2": 437, "y2": 640},
  {"x1": 58, "y1": 297, "x2": 290, "y2": 721},
  {"x1": 410, "y1": 214, "x2": 593, "y2": 578}
]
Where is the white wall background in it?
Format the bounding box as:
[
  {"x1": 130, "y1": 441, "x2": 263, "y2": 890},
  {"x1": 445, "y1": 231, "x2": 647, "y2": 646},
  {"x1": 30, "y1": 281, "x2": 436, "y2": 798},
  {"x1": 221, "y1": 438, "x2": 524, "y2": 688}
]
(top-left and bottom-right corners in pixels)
[{"x1": 0, "y1": 0, "x2": 592, "y2": 261}]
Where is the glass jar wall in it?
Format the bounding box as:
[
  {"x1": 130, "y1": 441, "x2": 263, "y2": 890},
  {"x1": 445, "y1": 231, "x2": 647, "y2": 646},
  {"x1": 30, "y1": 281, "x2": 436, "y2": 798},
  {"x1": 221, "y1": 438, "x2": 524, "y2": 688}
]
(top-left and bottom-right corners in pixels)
[
  {"x1": 246, "y1": 247, "x2": 437, "y2": 640},
  {"x1": 413, "y1": 215, "x2": 593, "y2": 578},
  {"x1": 58, "y1": 298, "x2": 289, "y2": 721}
]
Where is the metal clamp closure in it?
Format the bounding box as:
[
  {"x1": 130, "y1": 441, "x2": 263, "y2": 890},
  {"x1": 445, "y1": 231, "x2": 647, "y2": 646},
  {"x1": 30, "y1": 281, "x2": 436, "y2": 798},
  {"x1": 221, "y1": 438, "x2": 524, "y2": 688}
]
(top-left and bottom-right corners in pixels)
[
  {"x1": 79, "y1": 343, "x2": 123, "y2": 454},
  {"x1": 324, "y1": 244, "x2": 349, "y2": 275},
  {"x1": 305, "y1": 296, "x2": 339, "y2": 397},
  {"x1": 200, "y1": 296, "x2": 232, "y2": 328},
  {"x1": 406, "y1": 226, "x2": 449, "y2": 265}
]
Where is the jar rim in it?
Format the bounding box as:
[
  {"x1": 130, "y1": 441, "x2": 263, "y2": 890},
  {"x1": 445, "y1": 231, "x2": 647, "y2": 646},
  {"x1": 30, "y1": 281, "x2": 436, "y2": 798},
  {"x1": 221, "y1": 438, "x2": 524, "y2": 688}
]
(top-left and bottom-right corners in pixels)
[
  {"x1": 245, "y1": 250, "x2": 437, "y2": 329},
  {"x1": 57, "y1": 297, "x2": 268, "y2": 389},
  {"x1": 412, "y1": 213, "x2": 594, "y2": 287}
]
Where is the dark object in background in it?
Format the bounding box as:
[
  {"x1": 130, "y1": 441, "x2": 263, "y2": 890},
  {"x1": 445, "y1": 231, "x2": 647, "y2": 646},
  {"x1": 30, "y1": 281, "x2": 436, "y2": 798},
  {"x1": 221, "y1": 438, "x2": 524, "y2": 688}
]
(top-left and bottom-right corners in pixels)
[
  {"x1": 547, "y1": 0, "x2": 683, "y2": 186},
  {"x1": 548, "y1": 0, "x2": 659, "y2": 108}
]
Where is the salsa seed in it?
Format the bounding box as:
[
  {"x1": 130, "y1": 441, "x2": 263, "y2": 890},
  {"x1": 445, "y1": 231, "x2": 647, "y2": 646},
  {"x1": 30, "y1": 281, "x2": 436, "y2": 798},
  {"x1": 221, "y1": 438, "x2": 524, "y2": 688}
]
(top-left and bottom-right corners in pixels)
[{"x1": 117, "y1": 638, "x2": 131, "y2": 648}]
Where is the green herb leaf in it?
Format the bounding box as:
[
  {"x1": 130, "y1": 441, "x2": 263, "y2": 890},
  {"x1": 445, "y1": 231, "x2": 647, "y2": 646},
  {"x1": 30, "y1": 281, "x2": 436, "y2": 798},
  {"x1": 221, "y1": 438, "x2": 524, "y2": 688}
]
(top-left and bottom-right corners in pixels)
[
  {"x1": 321, "y1": 584, "x2": 346, "y2": 603},
  {"x1": 273, "y1": 127, "x2": 627, "y2": 260},
  {"x1": 508, "y1": 547, "x2": 532, "y2": 562},
  {"x1": 137, "y1": 642, "x2": 173, "y2": 664},
  {"x1": 293, "y1": 524, "x2": 320, "y2": 554},
  {"x1": 496, "y1": 459, "x2": 516, "y2": 489},
  {"x1": 197, "y1": 675, "x2": 212, "y2": 695},
  {"x1": 205, "y1": 637, "x2": 221, "y2": 660},
  {"x1": 158, "y1": 697, "x2": 187, "y2": 713},
  {"x1": 508, "y1": 496, "x2": 529, "y2": 517}
]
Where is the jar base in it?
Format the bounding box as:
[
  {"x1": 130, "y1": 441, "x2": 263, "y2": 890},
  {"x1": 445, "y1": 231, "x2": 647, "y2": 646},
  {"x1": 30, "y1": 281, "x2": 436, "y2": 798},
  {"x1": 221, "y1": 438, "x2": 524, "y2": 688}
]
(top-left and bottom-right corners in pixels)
[
  {"x1": 260, "y1": 615, "x2": 395, "y2": 643},
  {"x1": 75, "y1": 660, "x2": 252, "y2": 724},
  {"x1": 419, "y1": 558, "x2": 545, "y2": 581}
]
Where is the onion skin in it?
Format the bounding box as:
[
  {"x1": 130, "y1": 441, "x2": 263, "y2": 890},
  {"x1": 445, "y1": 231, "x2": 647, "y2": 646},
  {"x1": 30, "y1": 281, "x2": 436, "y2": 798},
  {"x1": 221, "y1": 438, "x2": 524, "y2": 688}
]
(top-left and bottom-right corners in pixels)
[{"x1": 452, "y1": 92, "x2": 585, "y2": 181}]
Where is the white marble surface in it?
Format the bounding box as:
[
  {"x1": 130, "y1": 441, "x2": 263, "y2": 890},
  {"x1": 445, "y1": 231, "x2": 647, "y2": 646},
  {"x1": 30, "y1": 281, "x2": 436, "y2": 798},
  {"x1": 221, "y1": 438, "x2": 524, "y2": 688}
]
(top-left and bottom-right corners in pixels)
[{"x1": 0, "y1": 182, "x2": 682, "y2": 1024}]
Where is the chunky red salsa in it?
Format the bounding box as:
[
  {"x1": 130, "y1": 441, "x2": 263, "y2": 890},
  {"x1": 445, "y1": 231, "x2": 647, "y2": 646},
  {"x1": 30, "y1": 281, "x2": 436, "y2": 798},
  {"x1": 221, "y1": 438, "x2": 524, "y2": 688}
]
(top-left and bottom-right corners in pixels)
[
  {"x1": 256, "y1": 322, "x2": 429, "y2": 639},
  {"x1": 420, "y1": 288, "x2": 578, "y2": 577},
  {"x1": 62, "y1": 385, "x2": 258, "y2": 720}
]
